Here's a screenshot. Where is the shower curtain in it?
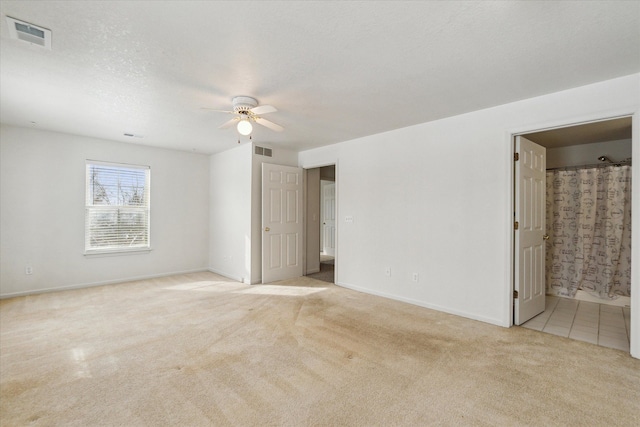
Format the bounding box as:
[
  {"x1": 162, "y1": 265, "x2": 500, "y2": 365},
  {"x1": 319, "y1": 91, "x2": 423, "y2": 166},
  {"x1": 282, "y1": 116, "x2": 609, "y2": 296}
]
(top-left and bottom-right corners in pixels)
[{"x1": 545, "y1": 165, "x2": 632, "y2": 299}]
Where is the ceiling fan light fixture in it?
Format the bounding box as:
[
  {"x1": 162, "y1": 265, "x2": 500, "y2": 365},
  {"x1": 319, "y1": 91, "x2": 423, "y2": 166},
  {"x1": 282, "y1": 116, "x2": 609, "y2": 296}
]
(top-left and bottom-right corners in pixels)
[{"x1": 237, "y1": 119, "x2": 253, "y2": 136}]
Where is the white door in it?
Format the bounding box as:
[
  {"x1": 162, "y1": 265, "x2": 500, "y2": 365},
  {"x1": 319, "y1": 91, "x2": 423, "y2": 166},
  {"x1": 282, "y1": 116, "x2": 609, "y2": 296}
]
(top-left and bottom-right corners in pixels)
[
  {"x1": 321, "y1": 181, "x2": 336, "y2": 256},
  {"x1": 262, "y1": 163, "x2": 304, "y2": 283},
  {"x1": 514, "y1": 136, "x2": 547, "y2": 325}
]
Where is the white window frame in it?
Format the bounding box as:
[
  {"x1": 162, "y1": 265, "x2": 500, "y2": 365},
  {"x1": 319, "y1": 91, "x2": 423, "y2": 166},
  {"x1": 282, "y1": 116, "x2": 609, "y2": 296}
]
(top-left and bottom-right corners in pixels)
[{"x1": 85, "y1": 160, "x2": 151, "y2": 255}]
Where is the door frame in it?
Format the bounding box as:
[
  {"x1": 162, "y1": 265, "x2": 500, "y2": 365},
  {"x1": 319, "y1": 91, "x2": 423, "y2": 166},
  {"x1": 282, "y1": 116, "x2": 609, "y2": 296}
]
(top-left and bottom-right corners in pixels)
[
  {"x1": 507, "y1": 111, "x2": 637, "y2": 357},
  {"x1": 303, "y1": 162, "x2": 338, "y2": 283}
]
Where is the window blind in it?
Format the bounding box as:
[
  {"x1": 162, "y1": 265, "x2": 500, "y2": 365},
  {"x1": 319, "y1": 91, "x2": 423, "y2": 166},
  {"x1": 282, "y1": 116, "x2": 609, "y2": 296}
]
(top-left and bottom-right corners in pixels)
[{"x1": 85, "y1": 161, "x2": 150, "y2": 253}]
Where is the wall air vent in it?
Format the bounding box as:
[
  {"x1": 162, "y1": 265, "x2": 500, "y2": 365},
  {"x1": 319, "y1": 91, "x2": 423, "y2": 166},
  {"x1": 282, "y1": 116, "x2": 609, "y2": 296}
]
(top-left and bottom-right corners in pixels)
[
  {"x1": 6, "y1": 17, "x2": 52, "y2": 49},
  {"x1": 254, "y1": 146, "x2": 273, "y2": 157}
]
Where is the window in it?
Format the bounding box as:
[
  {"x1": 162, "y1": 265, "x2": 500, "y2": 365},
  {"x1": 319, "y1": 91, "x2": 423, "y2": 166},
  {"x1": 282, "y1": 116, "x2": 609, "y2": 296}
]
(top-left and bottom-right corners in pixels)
[{"x1": 85, "y1": 161, "x2": 150, "y2": 254}]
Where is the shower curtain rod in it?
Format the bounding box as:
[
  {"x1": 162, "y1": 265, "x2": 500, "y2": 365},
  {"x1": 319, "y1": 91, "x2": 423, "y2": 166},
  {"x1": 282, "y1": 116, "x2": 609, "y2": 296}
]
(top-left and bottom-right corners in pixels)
[{"x1": 547, "y1": 160, "x2": 632, "y2": 172}]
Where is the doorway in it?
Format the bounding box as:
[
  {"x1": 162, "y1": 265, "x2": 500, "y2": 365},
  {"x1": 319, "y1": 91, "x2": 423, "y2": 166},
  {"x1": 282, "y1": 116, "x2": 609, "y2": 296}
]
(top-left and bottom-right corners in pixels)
[
  {"x1": 513, "y1": 117, "x2": 633, "y2": 352},
  {"x1": 305, "y1": 165, "x2": 336, "y2": 284},
  {"x1": 321, "y1": 180, "x2": 336, "y2": 257}
]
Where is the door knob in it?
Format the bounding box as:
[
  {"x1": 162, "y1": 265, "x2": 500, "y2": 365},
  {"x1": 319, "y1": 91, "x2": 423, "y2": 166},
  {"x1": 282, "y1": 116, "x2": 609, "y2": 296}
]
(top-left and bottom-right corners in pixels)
[
  {"x1": 543, "y1": 234, "x2": 549, "y2": 240},
  {"x1": 265, "y1": 227, "x2": 270, "y2": 232}
]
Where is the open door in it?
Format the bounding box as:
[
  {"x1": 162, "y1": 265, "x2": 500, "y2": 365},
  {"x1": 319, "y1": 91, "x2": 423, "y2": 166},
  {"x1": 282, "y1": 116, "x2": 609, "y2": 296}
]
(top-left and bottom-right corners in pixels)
[
  {"x1": 321, "y1": 180, "x2": 336, "y2": 256},
  {"x1": 514, "y1": 136, "x2": 547, "y2": 325},
  {"x1": 262, "y1": 163, "x2": 304, "y2": 283}
]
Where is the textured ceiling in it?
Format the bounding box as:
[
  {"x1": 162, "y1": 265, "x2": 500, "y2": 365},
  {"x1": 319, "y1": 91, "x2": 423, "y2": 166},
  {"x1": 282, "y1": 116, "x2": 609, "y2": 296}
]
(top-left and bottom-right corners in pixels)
[{"x1": 1, "y1": 1, "x2": 638, "y2": 154}]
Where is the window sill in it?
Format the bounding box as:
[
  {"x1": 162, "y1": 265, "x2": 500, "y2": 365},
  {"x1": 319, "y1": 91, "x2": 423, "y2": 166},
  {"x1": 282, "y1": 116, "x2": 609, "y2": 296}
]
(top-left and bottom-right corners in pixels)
[{"x1": 84, "y1": 248, "x2": 152, "y2": 258}]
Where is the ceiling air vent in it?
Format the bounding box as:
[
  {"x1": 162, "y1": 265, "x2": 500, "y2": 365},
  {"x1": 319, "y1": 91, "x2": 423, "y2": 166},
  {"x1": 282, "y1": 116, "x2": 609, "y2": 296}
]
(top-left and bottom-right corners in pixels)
[{"x1": 6, "y1": 17, "x2": 51, "y2": 49}]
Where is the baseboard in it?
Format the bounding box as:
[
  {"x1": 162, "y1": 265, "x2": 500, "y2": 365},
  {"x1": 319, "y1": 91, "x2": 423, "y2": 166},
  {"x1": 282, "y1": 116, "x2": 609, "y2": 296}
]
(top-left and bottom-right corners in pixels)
[
  {"x1": 306, "y1": 268, "x2": 321, "y2": 274},
  {"x1": 335, "y1": 280, "x2": 504, "y2": 327},
  {"x1": 207, "y1": 268, "x2": 245, "y2": 284},
  {"x1": 0, "y1": 268, "x2": 209, "y2": 299}
]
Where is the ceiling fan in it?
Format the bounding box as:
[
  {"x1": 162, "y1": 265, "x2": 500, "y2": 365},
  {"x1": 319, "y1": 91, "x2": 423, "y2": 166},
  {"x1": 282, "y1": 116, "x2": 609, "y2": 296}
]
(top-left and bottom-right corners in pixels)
[{"x1": 203, "y1": 96, "x2": 284, "y2": 136}]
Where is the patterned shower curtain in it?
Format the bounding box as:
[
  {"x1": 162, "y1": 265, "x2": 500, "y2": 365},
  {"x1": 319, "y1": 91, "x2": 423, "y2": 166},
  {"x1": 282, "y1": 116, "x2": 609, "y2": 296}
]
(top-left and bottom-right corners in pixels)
[{"x1": 545, "y1": 165, "x2": 632, "y2": 299}]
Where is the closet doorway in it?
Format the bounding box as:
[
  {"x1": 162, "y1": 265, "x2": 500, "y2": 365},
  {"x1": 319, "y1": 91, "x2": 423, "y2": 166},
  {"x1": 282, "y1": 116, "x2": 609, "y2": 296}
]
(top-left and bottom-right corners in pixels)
[{"x1": 515, "y1": 117, "x2": 633, "y2": 352}]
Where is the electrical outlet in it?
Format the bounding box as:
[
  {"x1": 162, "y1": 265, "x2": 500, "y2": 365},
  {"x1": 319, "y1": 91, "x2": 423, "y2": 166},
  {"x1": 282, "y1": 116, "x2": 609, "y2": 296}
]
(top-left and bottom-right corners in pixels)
[
  {"x1": 25, "y1": 266, "x2": 33, "y2": 275},
  {"x1": 412, "y1": 273, "x2": 419, "y2": 282},
  {"x1": 385, "y1": 267, "x2": 391, "y2": 277}
]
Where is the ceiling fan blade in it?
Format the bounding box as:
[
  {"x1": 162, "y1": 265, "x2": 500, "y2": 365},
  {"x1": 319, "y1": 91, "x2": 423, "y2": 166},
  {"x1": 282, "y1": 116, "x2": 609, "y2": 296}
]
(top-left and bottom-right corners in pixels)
[
  {"x1": 250, "y1": 105, "x2": 277, "y2": 115},
  {"x1": 218, "y1": 118, "x2": 238, "y2": 129},
  {"x1": 255, "y1": 117, "x2": 284, "y2": 132}
]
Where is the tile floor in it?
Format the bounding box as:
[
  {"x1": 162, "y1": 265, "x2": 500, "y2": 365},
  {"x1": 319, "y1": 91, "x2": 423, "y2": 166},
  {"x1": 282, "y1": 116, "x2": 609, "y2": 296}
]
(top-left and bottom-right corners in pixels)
[{"x1": 521, "y1": 295, "x2": 631, "y2": 352}]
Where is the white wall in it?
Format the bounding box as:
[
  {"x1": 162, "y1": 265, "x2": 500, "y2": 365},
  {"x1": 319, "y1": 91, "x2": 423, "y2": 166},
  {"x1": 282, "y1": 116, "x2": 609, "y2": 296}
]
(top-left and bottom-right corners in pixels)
[
  {"x1": 298, "y1": 73, "x2": 639, "y2": 357},
  {"x1": 546, "y1": 138, "x2": 632, "y2": 168},
  {"x1": 197, "y1": 141, "x2": 300, "y2": 285},
  {"x1": 209, "y1": 143, "x2": 252, "y2": 282},
  {"x1": 250, "y1": 145, "x2": 298, "y2": 283},
  {"x1": 0, "y1": 125, "x2": 210, "y2": 297}
]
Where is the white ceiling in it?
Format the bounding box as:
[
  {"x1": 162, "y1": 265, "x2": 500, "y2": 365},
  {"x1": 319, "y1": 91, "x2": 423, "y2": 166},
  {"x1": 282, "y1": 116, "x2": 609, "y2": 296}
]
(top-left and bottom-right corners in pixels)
[{"x1": 1, "y1": 1, "x2": 638, "y2": 155}]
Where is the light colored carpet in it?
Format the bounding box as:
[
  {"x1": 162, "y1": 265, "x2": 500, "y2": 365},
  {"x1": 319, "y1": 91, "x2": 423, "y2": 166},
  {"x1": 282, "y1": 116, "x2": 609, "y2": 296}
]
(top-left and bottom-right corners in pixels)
[{"x1": 1, "y1": 272, "x2": 639, "y2": 426}]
